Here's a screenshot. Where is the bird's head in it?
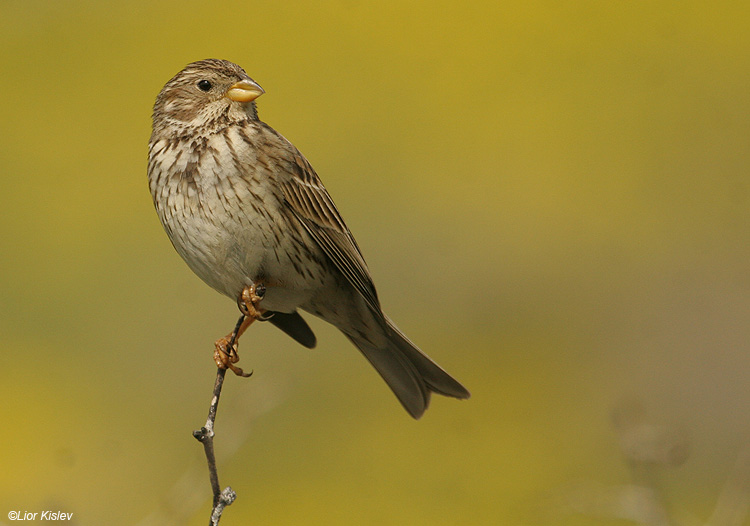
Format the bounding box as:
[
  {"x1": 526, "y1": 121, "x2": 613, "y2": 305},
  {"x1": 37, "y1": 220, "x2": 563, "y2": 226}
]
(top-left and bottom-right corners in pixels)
[{"x1": 152, "y1": 59, "x2": 264, "y2": 136}]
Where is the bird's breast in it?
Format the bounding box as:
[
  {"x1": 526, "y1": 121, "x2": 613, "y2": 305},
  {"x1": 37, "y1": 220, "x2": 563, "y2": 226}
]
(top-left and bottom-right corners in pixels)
[{"x1": 148, "y1": 131, "x2": 326, "y2": 311}]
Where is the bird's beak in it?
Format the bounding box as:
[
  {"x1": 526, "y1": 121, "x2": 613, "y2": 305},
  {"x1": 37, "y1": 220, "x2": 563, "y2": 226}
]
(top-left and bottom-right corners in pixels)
[{"x1": 225, "y1": 80, "x2": 265, "y2": 102}]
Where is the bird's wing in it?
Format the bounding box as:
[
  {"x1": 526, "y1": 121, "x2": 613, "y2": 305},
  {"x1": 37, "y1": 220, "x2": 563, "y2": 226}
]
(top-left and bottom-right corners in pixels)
[{"x1": 278, "y1": 145, "x2": 381, "y2": 315}]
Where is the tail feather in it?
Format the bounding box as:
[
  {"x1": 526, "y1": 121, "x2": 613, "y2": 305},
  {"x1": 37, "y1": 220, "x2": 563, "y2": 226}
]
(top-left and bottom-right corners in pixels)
[
  {"x1": 346, "y1": 316, "x2": 470, "y2": 419},
  {"x1": 385, "y1": 316, "x2": 471, "y2": 400},
  {"x1": 268, "y1": 310, "x2": 317, "y2": 348}
]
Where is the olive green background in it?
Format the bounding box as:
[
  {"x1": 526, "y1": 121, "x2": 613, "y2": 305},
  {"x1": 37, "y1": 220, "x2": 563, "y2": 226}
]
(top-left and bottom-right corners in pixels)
[{"x1": 2, "y1": 2, "x2": 749, "y2": 525}]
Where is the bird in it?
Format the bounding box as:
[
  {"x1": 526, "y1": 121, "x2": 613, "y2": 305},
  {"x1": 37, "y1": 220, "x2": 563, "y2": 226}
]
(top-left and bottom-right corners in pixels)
[{"x1": 148, "y1": 59, "x2": 469, "y2": 418}]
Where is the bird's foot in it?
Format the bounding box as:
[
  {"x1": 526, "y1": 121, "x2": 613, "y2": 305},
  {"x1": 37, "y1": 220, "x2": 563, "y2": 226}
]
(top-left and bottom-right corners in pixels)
[
  {"x1": 213, "y1": 333, "x2": 252, "y2": 377},
  {"x1": 213, "y1": 283, "x2": 267, "y2": 377},
  {"x1": 238, "y1": 282, "x2": 268, "y2": 320}
]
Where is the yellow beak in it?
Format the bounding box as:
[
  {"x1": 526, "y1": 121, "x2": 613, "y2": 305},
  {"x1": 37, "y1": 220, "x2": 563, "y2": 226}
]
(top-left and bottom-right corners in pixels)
[{"x1": 226, "y1": 80, "x2": 265, "y2": 102}]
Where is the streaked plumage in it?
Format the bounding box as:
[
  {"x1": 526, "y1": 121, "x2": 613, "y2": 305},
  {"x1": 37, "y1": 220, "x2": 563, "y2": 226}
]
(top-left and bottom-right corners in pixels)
[{"x1": 148, "y1": 59, "x2": 469, "y2": 418}]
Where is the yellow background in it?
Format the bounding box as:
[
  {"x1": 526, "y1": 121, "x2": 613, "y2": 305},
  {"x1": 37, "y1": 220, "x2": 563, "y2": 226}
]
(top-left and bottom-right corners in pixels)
[{"x1": 1, "y1": 2, "x2": 749, "y2": 524}]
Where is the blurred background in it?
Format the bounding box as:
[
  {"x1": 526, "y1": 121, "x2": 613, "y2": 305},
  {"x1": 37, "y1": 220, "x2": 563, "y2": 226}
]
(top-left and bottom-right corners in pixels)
[{"x1": 1, "y1": 1, "x2": 749, "y2": 525}]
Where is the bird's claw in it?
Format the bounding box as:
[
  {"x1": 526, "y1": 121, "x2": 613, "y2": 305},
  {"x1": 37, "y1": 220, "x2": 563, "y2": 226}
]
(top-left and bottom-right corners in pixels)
[
  {"x1": 214, "y1": 336, "x2": 253, "y2": 377},
  {"x1": 237, "y1": 283, "x2": 266, "y2": 320}
]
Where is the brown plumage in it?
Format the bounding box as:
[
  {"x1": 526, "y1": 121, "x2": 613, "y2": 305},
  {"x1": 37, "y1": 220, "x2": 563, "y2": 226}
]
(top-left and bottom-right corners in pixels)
[{"x1": 148, "y1": 59, "x2": 469, "y2": 418}]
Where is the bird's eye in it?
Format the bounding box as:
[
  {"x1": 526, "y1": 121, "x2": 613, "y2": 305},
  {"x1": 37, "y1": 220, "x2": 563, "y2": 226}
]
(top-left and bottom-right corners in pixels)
[{"x1": 197, "y1": 80, "x2": 212, "y2": 92}]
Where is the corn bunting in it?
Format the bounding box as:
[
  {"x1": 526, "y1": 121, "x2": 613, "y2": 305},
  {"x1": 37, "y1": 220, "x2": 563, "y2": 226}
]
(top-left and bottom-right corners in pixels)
[{"x1": 148, "y1": 59, "x2": 469, "y2": 418}]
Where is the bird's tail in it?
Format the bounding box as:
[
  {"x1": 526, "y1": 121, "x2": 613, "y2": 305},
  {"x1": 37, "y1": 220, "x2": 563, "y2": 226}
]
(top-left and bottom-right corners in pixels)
[{"x1": 345, "y1": 315, "x2": 470, "y2": 419}]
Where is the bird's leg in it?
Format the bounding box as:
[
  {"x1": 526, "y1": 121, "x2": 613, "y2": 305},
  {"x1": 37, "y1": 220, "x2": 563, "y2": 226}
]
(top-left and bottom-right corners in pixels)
[{"x1": 213, "y1": 283, "x2": 267, "y2": 377}]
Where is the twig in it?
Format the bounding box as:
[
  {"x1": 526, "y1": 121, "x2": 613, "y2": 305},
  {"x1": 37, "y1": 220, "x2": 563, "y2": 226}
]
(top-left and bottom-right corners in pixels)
[
  {"x1": 193, "y1": 314, "x2": 246, "y2": 525},
  {"x1": 137, "y1": 378, "x2": 286, "y2": 526}
]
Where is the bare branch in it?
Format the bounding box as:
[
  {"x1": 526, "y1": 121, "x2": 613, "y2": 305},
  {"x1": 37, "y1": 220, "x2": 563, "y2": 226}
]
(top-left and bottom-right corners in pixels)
[{"x1": 192, "y1": 313, "x2": 247, "y2": 525}]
